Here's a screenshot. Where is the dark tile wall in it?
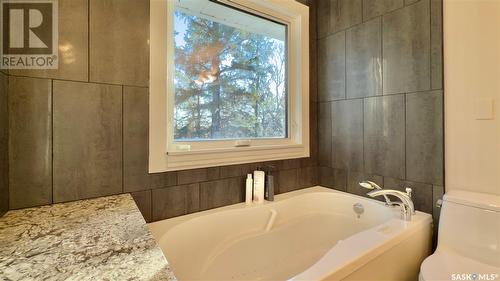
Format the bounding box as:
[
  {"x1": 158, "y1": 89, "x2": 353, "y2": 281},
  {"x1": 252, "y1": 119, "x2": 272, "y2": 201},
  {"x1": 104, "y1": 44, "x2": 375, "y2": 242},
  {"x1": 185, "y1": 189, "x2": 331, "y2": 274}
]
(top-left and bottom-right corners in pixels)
[
  {"x1": 316, "y1": 0, "x2": 444, "y2": 218},
  {"x1": 52, "y1": 81, "x2": 123, "y2": 202},
  {"x1": 8, "y1": 77, "x2": 53, "y2": 209},
  {"x1": 0, "y1": 73, "x2": 8, "y2": 216},
  {"x1": 4, "y1": 0, "x2": 318, "y2": 221}
]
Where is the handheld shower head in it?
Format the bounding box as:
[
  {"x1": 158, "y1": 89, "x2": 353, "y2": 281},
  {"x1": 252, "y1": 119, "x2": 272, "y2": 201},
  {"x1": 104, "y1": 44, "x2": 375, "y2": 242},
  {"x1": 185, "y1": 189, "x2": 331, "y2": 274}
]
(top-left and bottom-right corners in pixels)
[
  {"x1": 359, "y1": 181, "x2": 373, "y2": 189},
  {"x1": 359, "y1": 180, "x2": 391, "y2": 205},
  {"x1": 359, "y1": 181, "x2": 382, "y2": 190}
]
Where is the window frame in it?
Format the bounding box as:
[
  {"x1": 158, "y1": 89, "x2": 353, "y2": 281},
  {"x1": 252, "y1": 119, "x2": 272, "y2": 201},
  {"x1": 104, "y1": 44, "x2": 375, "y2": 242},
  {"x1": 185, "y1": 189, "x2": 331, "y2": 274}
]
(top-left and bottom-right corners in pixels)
[{"x1": 149, "y1": 0, "x2": 309, "y2": 172}]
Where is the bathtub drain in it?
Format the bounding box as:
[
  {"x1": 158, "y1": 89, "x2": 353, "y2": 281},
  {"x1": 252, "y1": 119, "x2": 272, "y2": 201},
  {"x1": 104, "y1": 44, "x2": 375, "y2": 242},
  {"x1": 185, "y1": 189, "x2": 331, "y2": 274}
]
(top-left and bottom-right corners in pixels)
[{"x1": 353, "y1": 203, "x2": 364, "y2": 218}]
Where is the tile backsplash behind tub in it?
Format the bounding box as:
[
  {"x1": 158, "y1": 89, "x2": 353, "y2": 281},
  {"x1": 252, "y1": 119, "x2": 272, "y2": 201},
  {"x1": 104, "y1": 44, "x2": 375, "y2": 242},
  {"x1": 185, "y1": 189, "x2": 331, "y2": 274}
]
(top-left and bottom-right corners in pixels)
[
  {"x1": 316, "y1": 0, "x2": 444, "y2": 222},
  {"x1": 3, "y1": 0, "x2": 318, "y2": 221}
]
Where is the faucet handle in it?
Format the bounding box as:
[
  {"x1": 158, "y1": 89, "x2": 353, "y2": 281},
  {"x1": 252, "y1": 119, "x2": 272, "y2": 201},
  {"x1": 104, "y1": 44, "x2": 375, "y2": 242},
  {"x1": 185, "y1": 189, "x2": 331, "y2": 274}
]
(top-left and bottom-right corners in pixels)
[
  {"x1": 405, "y1": 187, "x2": 412, "y2": 198},
  {"x1": 436, "y1": 199, "x2": 443, "y2": 208}
]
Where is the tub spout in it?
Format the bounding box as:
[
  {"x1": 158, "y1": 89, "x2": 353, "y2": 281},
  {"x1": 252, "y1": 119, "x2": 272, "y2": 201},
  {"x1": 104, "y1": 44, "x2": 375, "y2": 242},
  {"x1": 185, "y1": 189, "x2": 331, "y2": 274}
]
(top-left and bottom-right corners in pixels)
[{"x1": 368, "y1": 189, "x2": 415, "y2": 221}]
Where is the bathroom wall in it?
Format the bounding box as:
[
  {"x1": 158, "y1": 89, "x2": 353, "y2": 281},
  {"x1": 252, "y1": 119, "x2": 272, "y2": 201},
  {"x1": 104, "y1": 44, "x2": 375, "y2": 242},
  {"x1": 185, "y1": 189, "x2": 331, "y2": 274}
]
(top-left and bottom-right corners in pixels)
[
  {"x1": 316, "y1": 0, "x2": 444, "y2": 218},
  {"x1": 4, "y1": 0, "x2": 318, "y2": 221},
  {"x1": 0, "y1": 72, "x2": 8, "y2": 216},
  {"x1": 444, "y1": 0, "x2": 500, "y2": 196}
]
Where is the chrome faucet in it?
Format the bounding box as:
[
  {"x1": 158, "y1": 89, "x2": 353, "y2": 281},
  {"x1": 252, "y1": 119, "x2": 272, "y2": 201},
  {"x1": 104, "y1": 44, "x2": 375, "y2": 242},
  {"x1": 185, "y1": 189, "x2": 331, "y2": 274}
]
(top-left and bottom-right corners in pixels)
[
  {"x1": 367, "y1": 189, "x2": 415, "y2": 221},
  {"x1": 359, "y1": 181, "x2": 391, "y2": 205}
]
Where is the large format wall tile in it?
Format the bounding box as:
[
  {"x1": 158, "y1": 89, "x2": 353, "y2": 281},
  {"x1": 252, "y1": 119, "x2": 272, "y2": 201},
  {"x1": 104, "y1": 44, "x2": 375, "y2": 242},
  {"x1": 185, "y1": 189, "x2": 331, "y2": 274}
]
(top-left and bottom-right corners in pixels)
[
  {"x1": 152, "y1": 184, "x2": 200, "y2": 221},
  {"x1": 178, "y1": 167, "x2": 220, "y2": 185},
  {"x1": 0, "y1": 74, "x2": 8, "y2": 214},
  {"x1": 199, "y1": 178, "x2": 244, "y2": 211},
  {"x1": 220, "y1": 164, "x2": 252, "y2": 179},
  {"x1": 298, "y1": 166, "x2": 317, "y2": 188},
  {"x1": 363, "y1": 0, "x2": 403, "y2": 20},
  {"x1": 346, "y1": 18, "x2": 382, "y2": 99},
  {"x1": 406, "y1": 91, "x2": 443, "y2": 185},
  {"x1": 278, "y1": 169, "x2": 299, "y2": 193},
  {"x1": 123, "y1": 86, "x2": 149, "y2": 192},
  {"x1": 131, "y1": 190, "x2": 152, "y2": 222},
  {"x1": 318, "y1": 32, "x2": 346, "y2": 101},
  {"x1": 53, "y1": 81, "x2": 122, "y2": 202},
  {"x1": 3, "y1": 0, "x2": 319, "y2": 222},
  {"x1": 280, "y1": 159, "x2": 302, "y2": 170},
  {"x1": 90, "y1": 0, "x2": 149, "y2": 86},
  {"x1": 9, "y1": 77, "x2": 52, "y2": 209},
  {"x1": 315, "y1": 0, "x2": 442, "y2": 227},
  {"x1": 9, "y1": 0, "x2": 88, "y2": 81},
  {"x1": 319, "y1": 166, "x2": 346, "y2": 191},
  {"x1": 309, "y1": 101, "x2": 319, "y2": 164},
  {"x1": 148, "y1": 172, "x2": 177, "y2": 189},
  {"x1": 364, "y1": 95, "x2": 405, "y2": 179},
  {"x1": 332, "y1": 99, "x2": 363, "y2": 171},
  {"x1": 318, "y1": 102, "x2": 332, "y2": 167},
  {"x1": 383, "y1": 0, "x2": 430, "y2": 94},
  {"x1": 330, "y1": 0, "x2": 362, "y2": 33}
]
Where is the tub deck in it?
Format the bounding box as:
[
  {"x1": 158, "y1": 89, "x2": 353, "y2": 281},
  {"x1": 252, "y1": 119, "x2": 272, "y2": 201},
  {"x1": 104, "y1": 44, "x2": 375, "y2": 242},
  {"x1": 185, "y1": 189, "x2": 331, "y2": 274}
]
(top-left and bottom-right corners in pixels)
[{"x1": 149, "y1": 186, "x2": 432, "y2": 281}]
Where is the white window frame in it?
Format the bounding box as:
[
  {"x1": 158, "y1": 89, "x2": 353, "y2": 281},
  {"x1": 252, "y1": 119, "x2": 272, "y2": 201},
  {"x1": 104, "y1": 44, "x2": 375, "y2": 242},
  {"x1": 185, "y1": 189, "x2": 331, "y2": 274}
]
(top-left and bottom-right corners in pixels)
[{"x1": 149, "y1": 0, "x2": 309, "y2": 172}]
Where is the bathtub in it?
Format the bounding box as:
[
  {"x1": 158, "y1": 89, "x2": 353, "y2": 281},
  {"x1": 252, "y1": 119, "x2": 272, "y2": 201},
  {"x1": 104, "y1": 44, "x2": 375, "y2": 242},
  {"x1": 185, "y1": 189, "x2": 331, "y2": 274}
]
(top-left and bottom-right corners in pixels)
[{"x1": 148, "y1": 186, "x2": 432, "y2": 281}]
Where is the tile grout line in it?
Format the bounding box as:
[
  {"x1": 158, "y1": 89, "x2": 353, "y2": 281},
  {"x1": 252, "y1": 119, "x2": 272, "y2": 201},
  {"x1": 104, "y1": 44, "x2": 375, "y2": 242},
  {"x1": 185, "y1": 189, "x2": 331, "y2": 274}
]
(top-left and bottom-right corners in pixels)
[
  {"x1": 437, "y1": 0, "x2": 445, "y2": 194},
  {"x1": 362, "y1": 96, "x2": 365, "y2": 178},
  {"x1": 329, "y1": 100, "x2": 333, "y2": 170},
  {"x1": 429, "y1": 0, "x2": 433, "y2": 89},
  {"x1": 360, "y1": 0, "x2": 363, "y2": 23},
  {"x1": 4, "y1": 74, "x2": 148, "y2": 89},
  {"x1": 121, "y1": 85, "x2": 124, "y2": 194},
  {"x1": 87, "y1": 0, "x2": 90, "y2": 83},
  {"x1": 150, "y1": 188, "x2": 153, "y2": 222},
  {"x1": 51, "y1": 79, "x2": 54, "y2": 204},
  {"x1": 404, "y1": 93, "x2": 407, "y2": 181},
  {"x1": 5, "y1": 73, "x2": 9, "y2": 210},
  {"x1": 317, "y1": 0, "x2": 420, "y2": 41},
  {"x1": 380, "y1": 15, "x2": 384, "y2": 95},
  {"x1": 183, "y1": 185, "x2": 187, "y2": 216},
  {"x1": 344, "y1": 29, "x2": 347, "y2": 100},
  {"x1": 318, "y1": 89, "x2": 432, "y2": 104}
]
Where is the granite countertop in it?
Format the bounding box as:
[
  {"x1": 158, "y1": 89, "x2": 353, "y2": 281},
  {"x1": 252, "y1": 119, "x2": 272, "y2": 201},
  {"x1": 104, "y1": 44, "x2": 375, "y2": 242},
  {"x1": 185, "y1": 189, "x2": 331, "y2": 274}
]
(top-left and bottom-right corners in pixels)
[{"x1": 0, "y1": 194, "x2": 176, "y2": 281}]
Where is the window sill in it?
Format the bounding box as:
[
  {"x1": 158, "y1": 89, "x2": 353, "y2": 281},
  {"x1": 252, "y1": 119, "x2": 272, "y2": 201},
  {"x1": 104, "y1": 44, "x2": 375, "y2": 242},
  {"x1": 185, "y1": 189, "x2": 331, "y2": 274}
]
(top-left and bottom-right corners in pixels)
[{"x1": 157, "y1": 144, "x2": 309, "y2": 172}]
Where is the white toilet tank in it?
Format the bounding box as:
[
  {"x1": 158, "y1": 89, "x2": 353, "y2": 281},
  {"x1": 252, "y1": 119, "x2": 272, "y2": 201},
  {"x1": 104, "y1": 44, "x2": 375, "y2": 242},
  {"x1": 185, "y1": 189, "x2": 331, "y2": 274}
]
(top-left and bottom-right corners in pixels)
[{"x1": 438, "y1": 190, "x2": 500, "y2": 267}]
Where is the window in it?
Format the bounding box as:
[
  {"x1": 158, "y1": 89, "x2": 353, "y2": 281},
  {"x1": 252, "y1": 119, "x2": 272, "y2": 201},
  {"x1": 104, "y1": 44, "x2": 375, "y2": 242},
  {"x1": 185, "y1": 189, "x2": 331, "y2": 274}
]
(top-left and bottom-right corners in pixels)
[
  {"x1": 150, "y1": 0, "x2": 309, "y2": 172},
  {"x1": 174, "y1": 3, "x2": 287, "y2": 140}
]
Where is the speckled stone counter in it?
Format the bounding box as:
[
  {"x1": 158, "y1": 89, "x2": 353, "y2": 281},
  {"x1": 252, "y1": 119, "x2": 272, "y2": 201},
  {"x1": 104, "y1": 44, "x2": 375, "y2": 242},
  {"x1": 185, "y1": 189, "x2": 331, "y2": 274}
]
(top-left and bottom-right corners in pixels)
[{"x1": 0, "y1": 194, "x2": 176, "y2": 281}]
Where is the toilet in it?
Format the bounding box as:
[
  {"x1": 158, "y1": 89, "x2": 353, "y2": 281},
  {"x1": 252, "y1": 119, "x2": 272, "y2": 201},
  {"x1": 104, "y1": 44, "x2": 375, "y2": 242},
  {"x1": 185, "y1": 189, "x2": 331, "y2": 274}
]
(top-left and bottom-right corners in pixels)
[{"x1": 420, "y1": 190, "x2": 500, "y2": 281}]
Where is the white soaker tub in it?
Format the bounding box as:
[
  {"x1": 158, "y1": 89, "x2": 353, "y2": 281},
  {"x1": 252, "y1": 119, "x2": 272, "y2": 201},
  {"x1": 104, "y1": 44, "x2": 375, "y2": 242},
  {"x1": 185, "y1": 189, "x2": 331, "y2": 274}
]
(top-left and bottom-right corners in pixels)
[{"x1": 149, "y1": 186, "x2": 432, "y2": 281}]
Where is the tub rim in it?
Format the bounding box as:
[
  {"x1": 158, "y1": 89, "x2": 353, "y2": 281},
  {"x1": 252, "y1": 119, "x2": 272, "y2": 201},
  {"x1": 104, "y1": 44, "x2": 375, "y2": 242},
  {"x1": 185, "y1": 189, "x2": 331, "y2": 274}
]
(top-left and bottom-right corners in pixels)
[
  {"x1": 148, "y1": 186, "x2": 433, "y2": 280},
  {"x1": 148, "y1": 186, "x2": 430, "y2": 232}
]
